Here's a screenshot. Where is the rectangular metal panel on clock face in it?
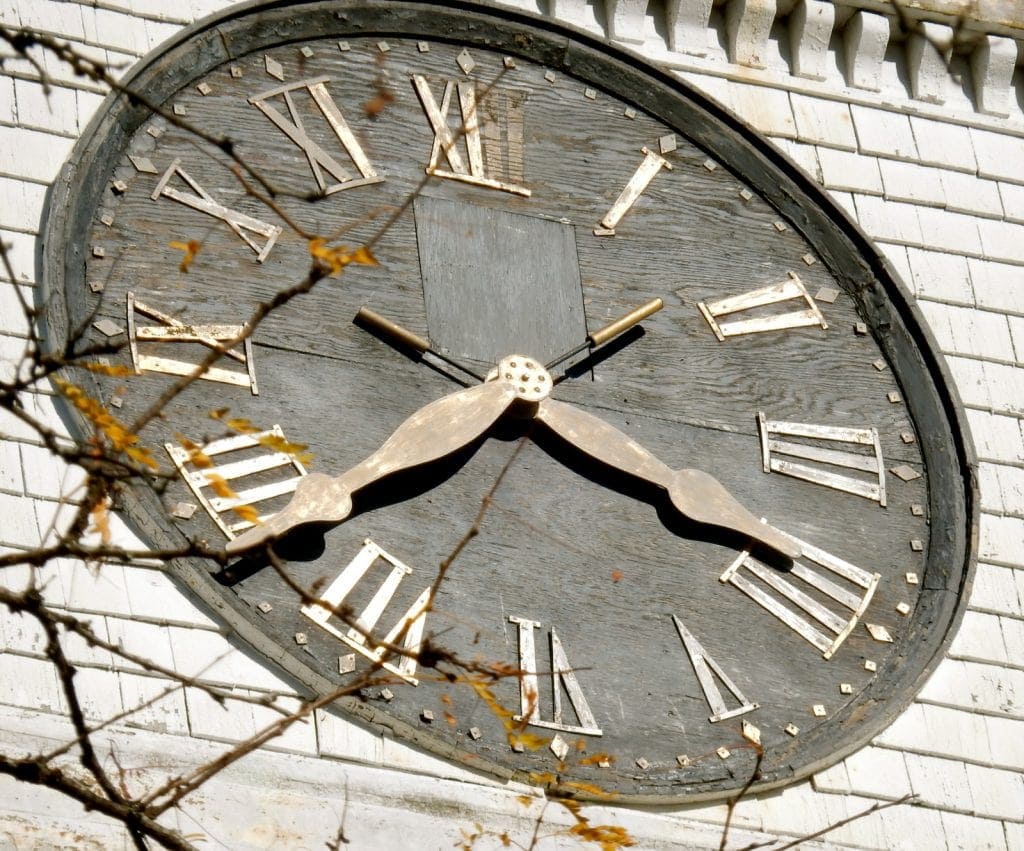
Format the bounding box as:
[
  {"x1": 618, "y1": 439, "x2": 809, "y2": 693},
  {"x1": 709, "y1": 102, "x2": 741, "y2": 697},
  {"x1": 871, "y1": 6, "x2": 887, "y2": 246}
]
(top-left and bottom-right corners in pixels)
[{"x1": 414, "y1": 195, "x2": 587, "y2": 365}]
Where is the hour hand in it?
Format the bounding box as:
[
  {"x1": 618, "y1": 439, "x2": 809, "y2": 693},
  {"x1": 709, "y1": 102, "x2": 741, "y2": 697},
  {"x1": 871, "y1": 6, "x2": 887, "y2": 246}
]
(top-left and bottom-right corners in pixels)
[
  {"x1": 355, "y1": 307, "x2": 485, "y2": 382},
  {"x1": 226, "y1": 377, "x2": 520, "y2": 553},
  {"x1": 534, "y1": 397, "x2": 800, "y2": 560}
]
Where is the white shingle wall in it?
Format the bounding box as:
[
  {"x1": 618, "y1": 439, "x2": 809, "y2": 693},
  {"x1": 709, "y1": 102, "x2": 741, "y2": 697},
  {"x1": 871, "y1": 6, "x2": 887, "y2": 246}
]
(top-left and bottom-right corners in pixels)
[{"x1": 2, "y1": 1, "x2": 1023, "y2": 847}]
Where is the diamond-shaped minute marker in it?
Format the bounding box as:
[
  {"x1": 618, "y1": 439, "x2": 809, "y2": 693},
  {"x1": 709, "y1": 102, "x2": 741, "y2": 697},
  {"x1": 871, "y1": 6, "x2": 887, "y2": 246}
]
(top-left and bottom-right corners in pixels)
[
  {"x1": 265, "y1": 54, "x2": 285, "y2": 81},
  {"x1": 865, "y1": 623, "x2": 894, "y2": 643},
  {"x1": 891, "y1": 465, "x2": 921, "y2": 482},
  {"x1": 128, "y1": 155, "x2": 157, "y2": 174},
  {"x1": 171, "y1": 502, "x2": 197, "y2": 519},
  {"x1": 659, "y1": 134, "x2": 677, "y2": 154},
  {"x1": 456, "y1": 49, "x2": 475, "y2": 74},
  {"x1": 815, "y1": 287, "x2": 840, "y2": 304},
  {"x1": 93, "y1": 319, "x2": 123, "y2": 337}
]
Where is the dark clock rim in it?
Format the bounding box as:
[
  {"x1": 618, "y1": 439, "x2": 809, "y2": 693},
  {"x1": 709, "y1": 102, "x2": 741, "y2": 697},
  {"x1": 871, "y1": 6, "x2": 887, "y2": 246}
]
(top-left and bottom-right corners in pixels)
[{"x1": 37, "y1": 0, "x2": 978, "y2": 804}]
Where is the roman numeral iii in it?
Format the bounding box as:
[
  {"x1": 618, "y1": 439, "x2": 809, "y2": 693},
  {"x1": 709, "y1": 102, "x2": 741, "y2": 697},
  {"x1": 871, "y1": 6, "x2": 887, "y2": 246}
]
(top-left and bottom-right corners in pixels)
[{"x1": 302, "y1": 539, "x2": 430, "y2": 684}]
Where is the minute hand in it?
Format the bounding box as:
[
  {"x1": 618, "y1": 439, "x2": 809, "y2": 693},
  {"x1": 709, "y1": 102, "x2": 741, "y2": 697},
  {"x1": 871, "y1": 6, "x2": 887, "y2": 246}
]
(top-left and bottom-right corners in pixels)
[{"x1": 534, "y1": 398, "x2": 800, "y2": 559}]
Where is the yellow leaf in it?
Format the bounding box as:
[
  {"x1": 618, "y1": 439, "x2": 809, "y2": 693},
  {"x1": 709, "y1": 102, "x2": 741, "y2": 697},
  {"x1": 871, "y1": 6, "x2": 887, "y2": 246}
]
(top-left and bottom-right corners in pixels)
[
  {"x1": 568, "y1": 822, "x2": 636, "y2": 850},
  {"x1": 579, "y1": 753, "x2": 615, "y2": 767},
  {"x1": 206, "y1": 474, "x2": 236, "y2": 500},
  {"x1": 176, "y1": 435, "x2": 212, "y2": 469},
  {"x1": 125, "y1": 445, "x2": 159, "y2": 471},
  {"x1": 89, "y1": 502, "x2": 111, "y2": 545},
  {"x1": 308, "y1": 238, "x2": 378, "y2": 276},
  {"x1": 561, "y1": 781, "x2": 618, "y2": 800},
  {"x1": 224, "y1": 417, "x2": 257, "y2": 434},
  {"x1": 79, "y1": 361, "x2": 133, "y2": 377},
  {"x1": 53, "y1": 378, "x2": 157, "y2": 469},
  {"x1": 529, "y1": 772, "x2": 558, "y2": 787},
  {"x1": 232, "y1": 503, "x2": 260, "y2": 525},
  {"x1": 350, "y1": 245, "x2": 378, "y2": 266},
  {"x1": 169, "y1": 239, "x2": 202, "y2": 273},
  {"x1": 508, "y1": 731, "x2": 549, "y2": 752},
  {"x1": 254, "y1": 433, "x2": 313, "y2": 466}
]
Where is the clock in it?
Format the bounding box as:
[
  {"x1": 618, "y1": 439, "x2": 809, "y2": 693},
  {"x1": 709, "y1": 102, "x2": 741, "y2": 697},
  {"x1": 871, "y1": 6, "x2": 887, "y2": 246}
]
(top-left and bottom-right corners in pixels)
[{"x1": 41, "y1": 0, "x2": 975, "y2": 802}]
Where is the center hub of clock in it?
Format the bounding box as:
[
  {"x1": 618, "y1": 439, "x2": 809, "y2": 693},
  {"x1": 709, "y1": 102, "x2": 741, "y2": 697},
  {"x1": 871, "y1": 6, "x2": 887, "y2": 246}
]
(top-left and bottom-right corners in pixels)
[{"x1": 488, "y1": 354, "x2": 552, "y2": 401}]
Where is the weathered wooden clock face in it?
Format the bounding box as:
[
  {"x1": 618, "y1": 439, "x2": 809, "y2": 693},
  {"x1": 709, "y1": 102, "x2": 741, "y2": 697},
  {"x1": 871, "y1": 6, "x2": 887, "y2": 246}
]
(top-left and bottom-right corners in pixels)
[{"x1": 43, "y1": 0, "x2": 974, "y2": 801}]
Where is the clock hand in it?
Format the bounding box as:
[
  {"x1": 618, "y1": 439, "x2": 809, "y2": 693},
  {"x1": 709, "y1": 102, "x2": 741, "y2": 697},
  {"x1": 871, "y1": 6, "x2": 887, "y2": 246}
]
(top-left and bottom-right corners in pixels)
[
  {"x1": 545, "y1": 297, "x2": 663, "y2": 373},
  {"x1": 355, "y1": 306, "x2": 486, "y2": 383},
  {"x1": 534, "y1": 397, "x2": 801, "y2": 560},
  {"x1": 226, "y1": 377, "x2": 520, "y2": 552}
]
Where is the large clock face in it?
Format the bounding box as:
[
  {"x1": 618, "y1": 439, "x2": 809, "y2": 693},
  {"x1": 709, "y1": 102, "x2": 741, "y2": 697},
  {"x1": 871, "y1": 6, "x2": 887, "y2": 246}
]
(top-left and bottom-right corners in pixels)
[{"x1": 43, "y1": 0, "x2": 973, "y2": 801}]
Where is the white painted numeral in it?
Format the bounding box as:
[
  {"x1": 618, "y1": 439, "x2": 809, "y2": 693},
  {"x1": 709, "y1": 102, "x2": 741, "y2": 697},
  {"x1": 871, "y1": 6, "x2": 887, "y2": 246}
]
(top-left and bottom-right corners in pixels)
[
  {"x1": 412, "y1": 75, "x2": 530, "y2": 197},
  {"x1": 509, "y1": 616, "x2": 602, "y2": 736},
  {"x1": 720, "y1": 526, "x2": 880, "y2": 659},
  {"x1": 672, "y1": 615, "x2": 758, "y2": 723},
  {"x1": 151, "y1": 159, "x2": 282, "y2": 261},
  {"x1": 594, "y1": 146, "x2": 672, "y2": 236},
  {"x1": 697, "y1": 272, "x2": 827, "y2": 340},
  {"x1": 127, "y1": 293, "x2": 258, "y2": 394},
  {"x1": 758, "y1": 412, "x2": 886, "y2": 505},
  {"x1": 302, "y1": 540, "x2": 430, "y2": 684},
  {"x1": 165, "y1": 426, "x2": 307, "y2": 539},
  {"x1": 249, "y1": 77, "x2": 383, "y2": 195}
]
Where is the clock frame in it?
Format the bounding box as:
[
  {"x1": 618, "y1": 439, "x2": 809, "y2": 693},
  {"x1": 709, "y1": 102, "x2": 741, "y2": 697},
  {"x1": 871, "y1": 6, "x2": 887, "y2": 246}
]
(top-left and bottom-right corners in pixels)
[{"x1": 41, "y1": 0, "x2": 976, "y2": 803}]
